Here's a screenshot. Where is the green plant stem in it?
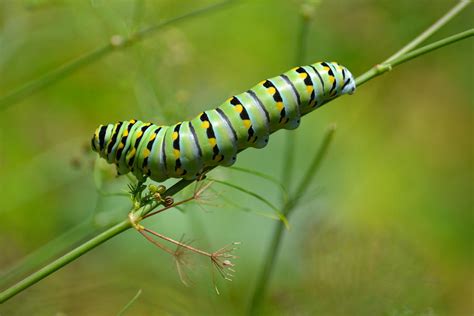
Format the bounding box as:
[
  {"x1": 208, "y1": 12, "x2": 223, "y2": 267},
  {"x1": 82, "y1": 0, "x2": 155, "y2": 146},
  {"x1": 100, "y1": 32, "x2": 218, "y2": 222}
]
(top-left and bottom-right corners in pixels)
[
  {"x1": 117, "y1": 289, "x2": 143, "y2": 316},
  {"x1": 383, "y1": 0, "x2": 471, "y2": 63},
  {"x1": 0, "y1": 220, "x2": 130, "y2": 304},
  {"x1": 0, "y1": 218, "x2": 95, "y2": 288},
  {"x1": 281, "y1": 11, "x2": 312, "y2": 192},
  {"x1": 0, "y1": 178, "x2": 193, "y2": 304},
  {"x1": 248, "y1": 26, "x2": 473, "y2": 316},
  {"x1": 356, "y1": 29, "x2": 474, "y2": 87},
  {"x1": 0, "y1": 0, "x2": 234, "y2": 110},
  {"x1": 1, "y1": 25, "x2": 472, "y2": 308},
  {"x1": 248, "y1": 126, "x2": 336, "y2": 315}
]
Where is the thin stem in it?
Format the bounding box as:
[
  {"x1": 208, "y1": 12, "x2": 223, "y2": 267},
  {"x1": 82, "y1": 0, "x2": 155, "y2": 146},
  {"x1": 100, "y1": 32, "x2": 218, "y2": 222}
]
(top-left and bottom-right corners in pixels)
[
  {"x1": 142, "y1": 196, "x2": 194, "y2": 219},
  {"x1": 142, "y1": 228, "x2": 212, "y2": 257},
  {"x1": 210, "y1": 178, "x2": 289, "y2": 228},
  {"x1": 0, "y1": 220, "x2": 131, "y2": 303},
  {"x1": 356, "y1": 29, "x2": 474, "y2": 87},
  {"x1": 0, "y1": 217, "x2": 94, "y2": 288},
  {"x1": 0, "y1": 0, "x2": 235, "y2": 110},
  {"x1": 248, "y1": 126, "x2": 336, "y2": 315},
  {"x1": 117, "y1": 289, "x2": 143, "y2": 316},
  {"x1": 383, "y1": 0, "x2": 471, "y2": 63},
  {"x1": 1, "y1": 18, "x2": 472, "y2": 308},
  {"x1": 281, "y1": 9, "x2": 312, "y2": 192},
  {"x1": 248, "y1": 23, "x2": 473, "y2": 316},
  {"x1": 288, "y1": 125, "x2": 336, "y2": 214},
  {"x1": 138, "y1": 229, "x2": 174, "y2": 255},
  {"x1": 390, "y1": 29, "x2": 474, "y2": 67},
  {"x1": 0, "y1": 178, "x2": 195, "y2": 303},
  {"x1": 0, "y1": 46, "x2": 112, "y2": 110}
]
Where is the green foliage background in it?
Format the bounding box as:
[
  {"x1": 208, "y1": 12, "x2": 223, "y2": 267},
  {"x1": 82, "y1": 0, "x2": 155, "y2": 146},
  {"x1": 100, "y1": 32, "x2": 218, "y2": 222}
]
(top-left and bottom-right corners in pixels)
[{"x1": 0, "y1": 0, "x2": 472, "y2": 315}]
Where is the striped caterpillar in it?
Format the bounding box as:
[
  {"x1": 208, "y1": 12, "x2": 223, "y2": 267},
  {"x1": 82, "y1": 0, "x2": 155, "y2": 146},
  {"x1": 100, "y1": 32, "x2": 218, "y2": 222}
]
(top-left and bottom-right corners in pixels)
[{"x1": 91, "y1": 61, "x2": 356, "y2": 182}]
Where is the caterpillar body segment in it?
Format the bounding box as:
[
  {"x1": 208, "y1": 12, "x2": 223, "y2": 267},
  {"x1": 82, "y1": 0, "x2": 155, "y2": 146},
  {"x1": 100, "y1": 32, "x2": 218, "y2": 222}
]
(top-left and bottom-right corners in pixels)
[{"x1": 92, "y1": 61, "x2": 356, "y2": 182}]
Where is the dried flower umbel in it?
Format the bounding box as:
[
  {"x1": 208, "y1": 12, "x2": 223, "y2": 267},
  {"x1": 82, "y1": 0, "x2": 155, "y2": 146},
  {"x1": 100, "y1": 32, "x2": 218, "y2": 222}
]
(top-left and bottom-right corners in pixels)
[{"x1": 128, "y1": 179, "x2": 239, "y2": 289}]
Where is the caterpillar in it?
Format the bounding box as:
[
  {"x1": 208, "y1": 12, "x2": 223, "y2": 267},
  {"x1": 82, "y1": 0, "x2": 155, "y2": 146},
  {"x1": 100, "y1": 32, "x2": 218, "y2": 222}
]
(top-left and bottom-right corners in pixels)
[{"x1": 91, "y1": 61, "x2": 356, "y2": 182}]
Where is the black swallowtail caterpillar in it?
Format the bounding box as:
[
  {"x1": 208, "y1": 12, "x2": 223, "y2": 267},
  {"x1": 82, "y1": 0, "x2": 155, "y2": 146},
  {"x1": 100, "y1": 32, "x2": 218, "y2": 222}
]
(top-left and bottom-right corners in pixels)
[{"x1": 91, "y1": 61, "x2": 356, "y2": 182}]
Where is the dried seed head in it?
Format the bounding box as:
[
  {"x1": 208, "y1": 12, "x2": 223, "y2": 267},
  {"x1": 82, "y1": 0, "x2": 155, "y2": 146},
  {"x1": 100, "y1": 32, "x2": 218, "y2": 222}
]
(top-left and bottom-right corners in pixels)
[{"x1": 164, "y1": 196, "x2": 174, "y2": 206}]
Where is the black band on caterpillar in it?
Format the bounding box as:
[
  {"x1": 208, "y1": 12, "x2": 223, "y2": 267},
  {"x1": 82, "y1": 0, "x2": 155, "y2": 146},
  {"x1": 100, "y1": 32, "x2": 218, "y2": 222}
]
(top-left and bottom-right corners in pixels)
[{"x1": 92, "y1": 61, "x2": 356, "y2": 182}]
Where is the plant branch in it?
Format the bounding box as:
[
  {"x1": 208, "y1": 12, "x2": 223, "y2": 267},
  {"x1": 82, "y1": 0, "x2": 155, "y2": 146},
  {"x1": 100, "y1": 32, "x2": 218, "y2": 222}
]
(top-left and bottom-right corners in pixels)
[
  {"x1": 0, "y1": 178, "x2": 194, "y2": 304},
  {"x1": 281, "y1": 5, "x2": 313, "y2": 192},
  {"x1": 383, "y1": 0, "x2": 471, "y2": 63},
  {"x1": 248, "y1": 125, "x2": 336, "y2": 315},
  {"x1": 117, "y1": 289, "x2": 143, "y2": 316},
  {"x1": 1, "y1": 20, "x2": 472, "y2": 308},
  {"x1": 0, "y1": 220, "x2": 130, "y2": 303},
  {"x1": 248, "y1": 1, "x2": 472, "y2": 310},
  {"x1": 0, "y1": 0, "x2": 235, "y2": 110},
  {"x1": 356, "y1": 29, "x2": 474, "y2": 87}
]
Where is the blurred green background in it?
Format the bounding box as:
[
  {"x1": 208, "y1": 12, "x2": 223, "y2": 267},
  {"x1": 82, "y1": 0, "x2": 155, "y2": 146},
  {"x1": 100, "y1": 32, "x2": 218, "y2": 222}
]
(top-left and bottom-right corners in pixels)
[{"x1": 0, "y1": 0, "x2": 472, "y2": 315}]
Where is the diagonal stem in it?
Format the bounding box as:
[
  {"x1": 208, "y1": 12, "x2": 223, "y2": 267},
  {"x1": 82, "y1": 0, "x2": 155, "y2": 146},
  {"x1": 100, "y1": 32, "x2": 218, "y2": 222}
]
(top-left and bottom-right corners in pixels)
[
  {"x1": 383, "y1": 0, "x2": 471, "y2": 63},
  {"x1": 248, "y1": 126, "x2": 336, "y2": 315},
  {"x1": 0, "y1": 178, "x2": 194, "y2": 303},
  {"x1": 281, "y1": 9, "x2": 313, "y2": 192},
  {"x1": 142, "y1": 228, "x2": 212, "y2": 257},
  {"x1": 1, "y1": 16, "x2": 472, "y2": 309},
  {"x1": 356, "y1": 29, "x2": 474, "y2": 87},
  {"x1": 0, "y1": 0, "x2": 235, "y2": 110}
]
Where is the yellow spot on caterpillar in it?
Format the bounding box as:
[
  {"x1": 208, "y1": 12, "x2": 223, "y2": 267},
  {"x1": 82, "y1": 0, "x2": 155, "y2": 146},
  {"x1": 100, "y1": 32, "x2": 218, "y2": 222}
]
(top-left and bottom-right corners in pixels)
[
  {"x1": 306, "y1": 86, "x2": 314, "y2": 93},
  {"x1": 329, "y1": 76, "x2": 335, "y2": 83},
  {"x1": 323, "y1": 66, "x2": 330, "y2": 71},
  {"x1": 136, "y1": 131, "x2": 143, "y2": 138},
  {"x1": 276, "y1": 102, "x2": 284, "y2": 111},
  {"x1": 235, "y1": 104, "x2": 243, "y2": 113},
  {"x1": 267, "y1": 87, "x2": 276, "y2": 95},
  {"x1": 226, "y1": 97, "x2": 233, "y2": 103},
  {"x1": 201, "y1": 121, "x2": 210, "y2": 129},
  {"x1": 292, "y1": 67, "x2": 299, "y2": 71},
  {"x1": 172, "y1": 132, "x2": 178, "y2": 140},
  {"x1": 173, "y1": 149, "x2": 180, "y2": 158},
  {"x1": 123, "y1": 130, "x2": 129, "y2": 137},
  {"x1": 143, "y1": 148, "x2": 150, "y2": 158},
  {"x1": 118, "y1": 142, "x2": 124, "y2": 149},
  {"x1": 128, "y1": 148, "x2": 136, "y2": 158},
  {"x1": 149, "y1": 133, "x2": 157, "y2": 141},
  {"x1": 299, "y1": 73, "x2": 308, "y2": 79},
  {"x1": 259, "y1": 80, "x2": 266, "y2": 85},
  {"x1": 129, "y1": 119, "x2": 136, "y2": 123},
  {"x1": 243, "y1": 119, "x2": 251, "y2": 128},
  {"x1": 209, "y1": 138, "x2": 217, "y2": 146}
]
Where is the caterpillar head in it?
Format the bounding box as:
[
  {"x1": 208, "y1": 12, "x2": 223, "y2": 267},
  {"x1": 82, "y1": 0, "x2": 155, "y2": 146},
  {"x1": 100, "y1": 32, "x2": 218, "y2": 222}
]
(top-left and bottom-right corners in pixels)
[
  {"x1": 340, "y1": 66, "x2": 356, "y2": 95},
  {"x1": 91, "y1": 123, "x2": 115, "y2": 158}
]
